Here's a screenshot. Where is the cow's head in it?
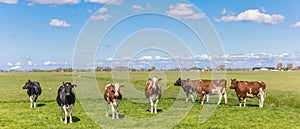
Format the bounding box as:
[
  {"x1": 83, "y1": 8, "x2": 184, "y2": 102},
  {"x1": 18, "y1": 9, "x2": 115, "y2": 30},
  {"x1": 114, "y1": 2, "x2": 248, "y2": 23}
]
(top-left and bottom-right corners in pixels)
[
  {"x1": 111, "y1": 83, "x2": 124, "y2": 97},
  {"x1": 230, "y1": 79, "x2": 238, "y2": 89},
  {"x1": 23, "y1": 80, "x2": 32, "y2": 89},
  {"x1": 63, "y1": 82, "x2": 77, "y2": 96},
  {"x1": 148, "y1": 77, "x2": 162, "y2": 89},
  {"x1": 173, "y1": 78, "x2": 182, "y2": 86}
]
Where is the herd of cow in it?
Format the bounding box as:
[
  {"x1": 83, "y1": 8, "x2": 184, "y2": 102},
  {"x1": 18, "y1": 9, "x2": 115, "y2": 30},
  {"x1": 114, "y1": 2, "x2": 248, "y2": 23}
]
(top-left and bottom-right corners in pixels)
[{"x1": 22, "y1": 77, "x2": 266, "y2": 123}]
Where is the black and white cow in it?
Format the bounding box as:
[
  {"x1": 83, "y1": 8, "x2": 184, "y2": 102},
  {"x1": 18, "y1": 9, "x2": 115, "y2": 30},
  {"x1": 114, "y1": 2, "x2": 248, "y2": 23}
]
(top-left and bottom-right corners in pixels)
[
  {"x1": 56, "y1": 82, "x2": 77, "y2": 124},
  {"x1": 22, "y1": 80, "x2": 42, "y2": 108}
]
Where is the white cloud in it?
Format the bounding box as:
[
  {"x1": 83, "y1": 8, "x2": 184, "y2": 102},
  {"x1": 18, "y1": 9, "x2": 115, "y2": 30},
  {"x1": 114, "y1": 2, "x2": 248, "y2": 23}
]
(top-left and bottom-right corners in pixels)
[
  {"x1": 138, "y1": 56, "x2": 152, "y2": 61},
  {"x1": 215, "y1": 9, "x2": 285, "y2": 24},
  {"x1": 85, "y1": 0, "x2": 122, "y2": 5},
  {"x1": 27, "y1": 0, "x2": 80, "y2": 5},
  {"x1": 132, "y1": 5, "x2": 143, "y2": 12},
  {"x1": 98, "y1": 7, "x2": 108, "y2": 13},
  {"x1": 220, "y1": 8, "x2": 226, "y2": 14},
  {"x1": 290, "y1": 22, "x2": 300, "y2": 28},
  {"x1": 15, "y1": 62, "x2": 21, "y2": 66},
  {"x1": 166, "y1": 3, "x2": 205, "y2": 20},
  {"x1": 43, "y1": 61, "x2": 57, "y2": 65},
  {"x1": 91, "y1": 14, "x2": 111, "y2": 21},
  {"x1": 11, "y1": 65, "x2": 21, "y2": 69},
  {"x1": 0, "y1": 0, "x2": 17, "y2": 4},
  {"x1": 7, "y1": 62, "x2": 13, "y2": 66},
  {"x1": 49, "y1": 19, "x2": 71, "y2": 27},
  {"x1": 87, "y1": 9, "x2": 93, "y2": 14}
]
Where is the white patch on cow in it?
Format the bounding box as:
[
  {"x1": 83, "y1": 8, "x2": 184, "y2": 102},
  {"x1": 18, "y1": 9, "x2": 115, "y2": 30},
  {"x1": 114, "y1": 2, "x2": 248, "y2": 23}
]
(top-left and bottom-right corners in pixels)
[
  {"x1": 29, "y1": 96, "x2": 33, "y2": 108},
  {"x1": 246, "y1": 88, "x2": 254, "y2": 97}
]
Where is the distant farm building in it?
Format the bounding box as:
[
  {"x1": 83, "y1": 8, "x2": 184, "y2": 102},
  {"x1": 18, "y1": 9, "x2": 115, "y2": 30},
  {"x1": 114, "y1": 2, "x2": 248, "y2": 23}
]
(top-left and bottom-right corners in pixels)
[{"x1": 252, "y1": 67, "x2": 276, "y2": 71}]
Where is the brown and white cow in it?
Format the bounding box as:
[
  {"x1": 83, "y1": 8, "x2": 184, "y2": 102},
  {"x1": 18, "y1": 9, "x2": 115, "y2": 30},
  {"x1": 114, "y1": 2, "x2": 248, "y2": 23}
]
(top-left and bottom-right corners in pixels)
[
  {"x1": 145, "y1": 77, "x2": 162, "y2": 113},
  {"x1": 197, "y1": 79, "x2": 228, "y2": 105},
  {"x1": 174, "y1": 78, "x2": 199, "y2": 102},
  {"x1": 104, "y1": 83, "x2": 124, "y2": 119},
  {"x1": 230, "y1": 79, "x2": 266, "y2": 107}
]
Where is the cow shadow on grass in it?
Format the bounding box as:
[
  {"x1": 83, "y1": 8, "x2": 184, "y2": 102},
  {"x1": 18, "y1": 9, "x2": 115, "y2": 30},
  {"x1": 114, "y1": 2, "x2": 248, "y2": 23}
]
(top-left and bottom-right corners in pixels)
[
  {"x1": 106, "y1": 114, "x2": 125, "y2": 119},
  {"x1": 37, "y1": 103, "x2": 46, "y2": 107},
  {"x1": 72, "y1": 116, "x2": 80, "y2": 123},
  {"x1": 146, "y1": 109, "x2": 163, "y2": 113}
]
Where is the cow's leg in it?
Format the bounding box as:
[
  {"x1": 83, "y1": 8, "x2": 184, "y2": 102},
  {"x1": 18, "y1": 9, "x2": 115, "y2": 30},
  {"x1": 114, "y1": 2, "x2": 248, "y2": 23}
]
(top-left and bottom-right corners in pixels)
[
  {"x1": 63, "y1": 105, "x2": 68, "y2": 124},
  {"x1": 60, "y1": 106, "x2": 63, "y2": 121},
  {"x1": 190, "y1": 94, "x2": 195, "y2": 102},
  {"x1": 243, "y1": 98, "x2": 247, "y2": 107},
  {"x1": 200, "y1": 94, "x2": 204, "y2": 105},
  {"x1": 149, "y1": 98, "x2": 153, "y2": 113},
  {"x1": 69, "y1": 104, "x2": 73, "y2": 123},
  {"x1": 111, "y1": 104, "x2": 116, "y2": 119},
  {"x1": 239, "y1": 98, "x2": 243, "y2": 107},
  {"x1": 185, "y1": 91, "x2": 189, "y2": 102},
  {"x1": 33, "y1": 96, "x2": 37, "y2": 108},
  {"x1": 223, "y1": 92, "x2": 228, "y2": 104},
  {"x1": 29, "y1": 96, "x2": 33, "y2": 108},
  {"x1": 206, "y1": 94, "x2": 209, "y2": 103},
  {"x1": 154, "y1": 99, "x2": 159, "y2": 114},
  {"x1": 217, "y1": 93, "x2": 222, "y2": 105},
  {"x1": 116, "y1": 101, "x2": 120, "y2": 119},
  {"x1": 105, "y1": 102, "x2": 109, "y2": 117}
]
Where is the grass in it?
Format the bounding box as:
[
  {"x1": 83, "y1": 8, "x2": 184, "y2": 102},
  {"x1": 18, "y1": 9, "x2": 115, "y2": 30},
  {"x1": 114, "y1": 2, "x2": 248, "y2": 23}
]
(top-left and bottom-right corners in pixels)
[{"x1": 0, "y1": 71, "x2": 300, "y2": 128}]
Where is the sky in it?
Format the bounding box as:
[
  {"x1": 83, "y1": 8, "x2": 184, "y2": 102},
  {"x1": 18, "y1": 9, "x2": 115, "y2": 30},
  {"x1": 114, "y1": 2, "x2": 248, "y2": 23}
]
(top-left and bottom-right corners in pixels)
[{"x1": 0, "y1": 0, "x2": 300, "y2": 70}]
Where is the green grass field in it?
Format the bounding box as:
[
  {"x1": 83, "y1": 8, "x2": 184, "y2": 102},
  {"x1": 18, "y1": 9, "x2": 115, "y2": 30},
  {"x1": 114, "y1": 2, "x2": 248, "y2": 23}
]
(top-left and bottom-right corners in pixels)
[{"x1": 0, "y1": 71, "x2": 300, "y2": 129}]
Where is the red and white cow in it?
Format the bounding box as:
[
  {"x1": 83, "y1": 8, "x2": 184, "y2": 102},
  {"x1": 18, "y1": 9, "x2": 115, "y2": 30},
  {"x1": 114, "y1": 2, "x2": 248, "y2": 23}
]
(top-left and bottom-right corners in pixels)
[
  {"x1": 230, "y1": 79, "x2": 266, "y2": 107},
  {"x1": 145, "y1": 77, "x2": 162, "y2": 113},
  {"x1": 197, "y1": 79, "x2": 227, "y2": 105},
  {"x1": 104, "y1": 83, "x2": 124, "y2": 119}
]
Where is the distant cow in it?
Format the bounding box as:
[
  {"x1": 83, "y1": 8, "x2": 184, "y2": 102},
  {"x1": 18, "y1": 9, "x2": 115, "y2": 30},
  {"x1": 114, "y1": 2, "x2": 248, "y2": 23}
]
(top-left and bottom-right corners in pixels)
[
  {"x1": 145, "y1": 77, "x2": 162, "y2": 113},
  {"x1": 56, "y1": 82, "x2": 77, "y2": 124},
  {"x1": 230, "y1": 79, "x2": 266, "y2": 107},
  {"x1": 174, "y1": 78, "x2": 199, "y2": 102},
  {"x1": 22, "y1": 80, "x2": 42, "y2": 108},
  {"x1": 197, "y1": 79, "x2": 228, "y2": 105},
  {"x1": 104, "y1": 83, "x2": 124, "y2": 119}
]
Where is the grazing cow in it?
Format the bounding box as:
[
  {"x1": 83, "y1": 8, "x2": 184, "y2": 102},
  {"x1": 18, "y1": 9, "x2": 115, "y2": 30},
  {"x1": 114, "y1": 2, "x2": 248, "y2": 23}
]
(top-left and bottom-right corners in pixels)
[
  {"x1": 22, "y1": 80, "x2": 42, "y2": 108},
  {"x1": 56, "y1": 82, "x2": 77, "y2": 124},
  {"x1": 197, "y1": 79, "x2": 228, "y2": 105},
  {"x1": 174, "y1": 78, "x2": 199, "y2": 102},
  {"x1": 230, "y1": 79, "x2": 266, "y2": 107},
  {"x1": 104, "y1": 83, "x2": 124, "y2": 119},
  {"x1": 145, "y1": 77, "x2": 162, "y2": 113}
]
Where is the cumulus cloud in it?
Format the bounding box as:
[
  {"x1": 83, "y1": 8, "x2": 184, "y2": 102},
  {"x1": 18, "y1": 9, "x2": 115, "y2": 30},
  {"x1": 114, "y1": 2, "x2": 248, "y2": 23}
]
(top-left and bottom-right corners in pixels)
[
  {"x1": 0, "y1": 0, "x2": 17, "y2": 4},
  {"x1": 220, "y1": 8, "x2": 227, "y2": 14},
  {"x1": 98, "y1": 7, "x2": 108, "y2": 13},
  {"x1": 290, "y1": 22, "x2": 300, "y2": 28},
  {"x1": 166, "y1": 3, "x2": 205, "y2": 20},
  {"x1": 85, "y1": 0, "x2": 123, "y2": 5},
  {"x1": 91, "y1": 14, "x2": 111, "y2": 21},
  {"x1": 43, "y1": 61, "x2": 57, "y2": 65},
  {"x1": 215, "y1": 9, "x2": 285, "y2": 24},
  {"x1": 7, "y1": 62, "x2": 13, "y2": 66},
  {"x1": 132, "y1": 3, "x2": 151, "y2": 13},
  {"x1": 27, "y1": 0, "x2": 80, "y2": 5},
  {"x1": 49, "y1": 19, "x2": 71, "y2": 27}
]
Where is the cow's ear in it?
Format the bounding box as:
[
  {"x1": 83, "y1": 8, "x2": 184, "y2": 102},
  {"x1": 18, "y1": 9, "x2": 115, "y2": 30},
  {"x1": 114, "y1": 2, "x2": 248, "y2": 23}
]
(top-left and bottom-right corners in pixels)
[
  {"x1": 187, "y1": 78, "x2": 190, "y2": 82},
  {"x1": 72, "y1": 84, "x2": 77, "y2": 88},
  {"x1": 158, "y1": 78, "x2": 162, "y2": 82},
  {"x1": 178, "y1": 78, "x2": 181, "y2": 80},
  {"x1": 62, "y1": 82, "x2": 65, "y2": 85},
  {"x1": 148, "y1": 78, "x2": 152, "y2": 81},
  {"x1": 28, "y1": 79, "x2": 31, "y2": 82},
  {"x1": 120, "y1": 85, "x2": 124, "y2": 88}
]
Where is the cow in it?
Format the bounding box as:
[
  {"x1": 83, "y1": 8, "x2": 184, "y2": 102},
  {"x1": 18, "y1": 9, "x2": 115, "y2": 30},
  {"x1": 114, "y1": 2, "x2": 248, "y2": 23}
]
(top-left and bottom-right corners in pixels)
[
  {"x1": 104, "y1": 83, "x2": 124, "y2": 119},
  {"x1": 22, "y1": 80, "x2": 42, "y2": 108},
  {"x1": 230, "y1": 79, "x2": 266, "y2": 107},
  {"x1": 197, "y1": 79, "x2": 228, "y2": 105},
  {"x1": 145, "y1": 77, "x2": 162, "y2": 113},
  {"x1": 174, "y1": 78, "x2": 199, "y2": 102},
  {"x1": 56, "y1": 82, "x2": 77, "y2": 124}
]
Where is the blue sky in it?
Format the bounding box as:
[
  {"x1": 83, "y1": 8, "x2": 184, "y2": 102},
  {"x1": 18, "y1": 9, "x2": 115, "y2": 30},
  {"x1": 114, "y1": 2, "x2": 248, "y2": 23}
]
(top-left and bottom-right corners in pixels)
[{"x1": 0, "y1": 0, "x2": 300, "y2": 70}]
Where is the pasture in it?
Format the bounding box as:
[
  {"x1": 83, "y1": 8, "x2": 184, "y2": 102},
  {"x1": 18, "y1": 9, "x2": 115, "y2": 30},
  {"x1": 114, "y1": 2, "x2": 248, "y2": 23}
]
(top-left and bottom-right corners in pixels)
[{"x1": 0, "y1": 71, "x2": 300, "y2": 128}]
